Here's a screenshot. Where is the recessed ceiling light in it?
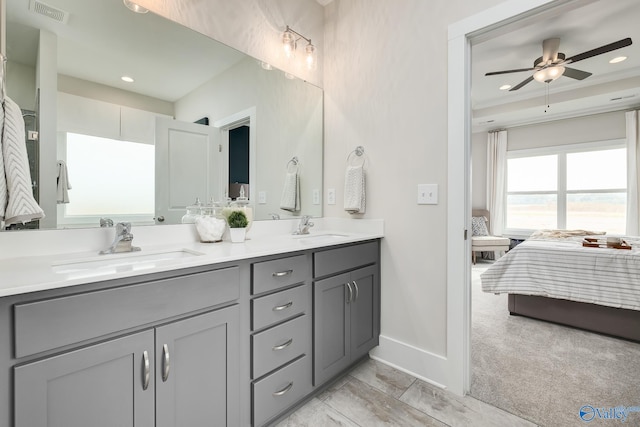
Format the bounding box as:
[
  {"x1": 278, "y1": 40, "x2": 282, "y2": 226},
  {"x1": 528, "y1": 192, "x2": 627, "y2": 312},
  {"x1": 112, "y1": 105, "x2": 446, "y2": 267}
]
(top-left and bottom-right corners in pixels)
[
  {"x1": 609, "y1": 56, "x2": 627, "y2": 64},
  {"x1": 123, "y1": 0, "x2": 149, "y2": 14},
  {"x1": 121, "y1": 76, "x2": 135, "y2": 83},
  {"x1": 260, "y1": 62, "x2": 273, "y2": 70},
  {"x1": 284, "y1": 72, "x2": 295, "y2": 80},
  {"x1": 499, "y1": 84, "x2": 511, "y2": 91}
]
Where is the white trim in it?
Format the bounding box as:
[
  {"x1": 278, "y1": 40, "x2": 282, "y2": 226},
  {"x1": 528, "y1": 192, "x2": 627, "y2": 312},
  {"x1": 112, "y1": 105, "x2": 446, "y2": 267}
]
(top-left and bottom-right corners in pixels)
[
  {"x1": 447, "y1": 0, "x2": 562, "y2": 396},
  {"x1": 214, "y1": 107, "x2": 257, "y2": 204},
  {"x1": 507, "y1": 139, "x2": 626, "y2": 157},
  {"x1": 370, "y1": 336, "x2": 448, "y2": 389}
]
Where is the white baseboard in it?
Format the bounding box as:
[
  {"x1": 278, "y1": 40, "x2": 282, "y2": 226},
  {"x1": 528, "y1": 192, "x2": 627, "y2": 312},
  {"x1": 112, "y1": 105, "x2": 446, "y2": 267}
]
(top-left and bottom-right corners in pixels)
[{"x1": 369, "y1": 335, "x2": 449, "y2": 389}]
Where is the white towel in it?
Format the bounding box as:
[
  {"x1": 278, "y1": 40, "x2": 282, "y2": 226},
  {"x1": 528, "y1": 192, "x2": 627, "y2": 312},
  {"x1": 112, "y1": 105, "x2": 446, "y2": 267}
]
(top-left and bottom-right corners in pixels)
[
  {"x1": 1, "y1": 96, "x2": 45, "y2": 225},
  {"x1": 56, "y1": 160, "x2": 72, "y2": 204},
  {"x1": 0, "y1": 101, "x2": 7, "y2": 221},
  {"x1": 280, "y1": 171, "x2": 300, "y2": 212},
  {"x1": 344, "y1": 164, "x2": 365, "y2": 214}
]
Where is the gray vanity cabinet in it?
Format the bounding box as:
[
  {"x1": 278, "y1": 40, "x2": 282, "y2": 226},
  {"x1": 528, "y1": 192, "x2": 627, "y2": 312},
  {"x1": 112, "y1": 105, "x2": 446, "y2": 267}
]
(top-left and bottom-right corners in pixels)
[
  {"x1": 155, "y1": 306, "x2": 239, "y2": 427},
  {"x1": 313, "y1": 242, "x2": 380, "y2": 386},
  {"x1": 14, "y1": 330, "x2": 156, "y2": 427}
]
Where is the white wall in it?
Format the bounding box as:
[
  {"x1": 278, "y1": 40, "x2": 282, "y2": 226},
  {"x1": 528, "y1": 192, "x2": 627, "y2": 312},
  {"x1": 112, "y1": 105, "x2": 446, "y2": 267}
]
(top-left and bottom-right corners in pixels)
[
  {"x1": 472, "y1": 110, "x2": 627, "y2": 210},
  {"x1": 323, "y1": 0, "x2": 503, "y2": 371},
  {"x1": 134, "y1": 0, "x2": 325, "y2": 87},
  {"x1": 174, "y1": 56, "x2": 323, "y2": 220}
]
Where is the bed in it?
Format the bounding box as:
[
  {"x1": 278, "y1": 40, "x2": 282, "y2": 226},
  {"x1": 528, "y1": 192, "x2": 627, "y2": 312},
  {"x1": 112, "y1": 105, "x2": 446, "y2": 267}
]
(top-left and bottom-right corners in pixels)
[{"x1": 480, "y1": 236, "x2": 640, "y2": 342}]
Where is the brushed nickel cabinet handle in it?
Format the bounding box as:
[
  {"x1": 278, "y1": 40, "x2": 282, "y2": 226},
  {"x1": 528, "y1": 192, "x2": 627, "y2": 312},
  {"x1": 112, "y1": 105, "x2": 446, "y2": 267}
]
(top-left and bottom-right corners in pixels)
[
  {"x1": 142, "y1": 350, "x2": 150, "y2": 390},
  {"x1": 272, "y1": 270, "x2": 293, "y2": 277},
  {"x1": 272, "y1": 382, "x2": 293, "y2": 397},
  {"x1": 162, "y1": 344, "x2": 170, "y2": 382},
  {"x1": 273, "y1": 301, "x2": 294, "y2": 311},
  {"x1": 346, "y1": 282, "x2": 353, "y2": 304},
  {"x1": 272, "y1": 338, "x2": 294, "y2": 351},
  {"x1": 352, "y1": 280, "x2": 359, "y2": 302}
]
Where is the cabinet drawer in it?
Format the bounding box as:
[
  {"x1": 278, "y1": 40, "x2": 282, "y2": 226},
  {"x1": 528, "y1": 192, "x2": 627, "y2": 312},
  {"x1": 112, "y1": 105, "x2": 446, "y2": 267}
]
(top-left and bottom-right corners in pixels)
[
  {"x1": 314, "y1": 241, "x2": 378, "y2": 278},
  {"x1": 252, "y1": 255, "x2": 308, "y2": 295},
  {"x1": 14, "y1": 267, "x2": 240, "y2": 358},
  {"x1": 252, "y1": 314, "x2": 311, "y2": 379},
  {"x1": 252, "y1": 284, "x2": 310, "y2": 331},
  {"x1": 252, "y1": 355, "x2": 312, "y2": 427}
]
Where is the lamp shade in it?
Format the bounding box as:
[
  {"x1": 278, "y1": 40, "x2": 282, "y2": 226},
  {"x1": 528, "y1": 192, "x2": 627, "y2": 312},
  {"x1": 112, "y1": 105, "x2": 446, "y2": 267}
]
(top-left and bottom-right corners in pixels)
[{"x1": 533, "y1": 66, "x2": 565, "y2": 83}]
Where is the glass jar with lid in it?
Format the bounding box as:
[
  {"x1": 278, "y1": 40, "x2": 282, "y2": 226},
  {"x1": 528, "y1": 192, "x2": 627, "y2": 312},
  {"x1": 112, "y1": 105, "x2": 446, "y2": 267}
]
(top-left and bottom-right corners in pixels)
[
  {"x1": 194, "y1": 198, "x2": 226, "y2": 243},
  {"x1": 181, "y1": 198, "x2": 202, "y2": 224}
]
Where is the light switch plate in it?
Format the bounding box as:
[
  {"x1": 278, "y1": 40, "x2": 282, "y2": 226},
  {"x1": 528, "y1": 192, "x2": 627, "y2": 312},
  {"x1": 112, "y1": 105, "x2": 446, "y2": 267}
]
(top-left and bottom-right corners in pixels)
[
  {"x1": 258, "y1": 191, "x2": 267, "y2": 204},
  {"x1": 312, "y1": 189, "x2": 320, "y2": 205},
  {"x1": 327, "y1": 188, "x2": 336, "y2": 205},
  {"x1": 417, "y1": 184, "x2": 438, "y2": 205}
]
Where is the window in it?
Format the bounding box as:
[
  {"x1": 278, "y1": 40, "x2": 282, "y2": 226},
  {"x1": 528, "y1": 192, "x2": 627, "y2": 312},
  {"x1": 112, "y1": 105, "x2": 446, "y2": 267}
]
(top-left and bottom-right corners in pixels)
[
  {"x1": 505, "y1": 140, "x2": 626, "y2": 235},
  {"x1": 59, "y1": 133, "x2": 155, "y2": 226}
]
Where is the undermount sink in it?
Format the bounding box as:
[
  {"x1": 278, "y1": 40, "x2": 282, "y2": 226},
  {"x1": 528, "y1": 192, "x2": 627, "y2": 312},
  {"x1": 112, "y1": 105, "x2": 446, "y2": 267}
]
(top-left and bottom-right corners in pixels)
[
  {"x1": 52, "y1": 249, "x2": 205, "y2": 276},
  {"x1": 293, "y1": 233, "x2": 349, "y2": 244}
]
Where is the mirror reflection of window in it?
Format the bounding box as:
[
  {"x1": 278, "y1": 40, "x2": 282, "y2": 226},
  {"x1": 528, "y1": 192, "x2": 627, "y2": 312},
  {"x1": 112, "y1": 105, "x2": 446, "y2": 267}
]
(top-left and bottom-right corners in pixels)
[{"x1": 60, "y1": 133, "x2": 154, "y2": 226}]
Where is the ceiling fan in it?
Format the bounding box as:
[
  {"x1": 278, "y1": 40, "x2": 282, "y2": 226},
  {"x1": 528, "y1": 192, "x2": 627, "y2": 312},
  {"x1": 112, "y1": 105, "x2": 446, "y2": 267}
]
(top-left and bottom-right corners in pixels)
[{"x1": 485, "y1": 37, "x2": 632, "y2": 91}]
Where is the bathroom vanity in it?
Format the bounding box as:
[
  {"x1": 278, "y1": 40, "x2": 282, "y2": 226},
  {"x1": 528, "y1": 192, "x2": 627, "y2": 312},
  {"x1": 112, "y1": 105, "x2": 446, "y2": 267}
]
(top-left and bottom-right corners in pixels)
[{"x1": 0, "y1": 230, "x2": 381, "y2": 427}]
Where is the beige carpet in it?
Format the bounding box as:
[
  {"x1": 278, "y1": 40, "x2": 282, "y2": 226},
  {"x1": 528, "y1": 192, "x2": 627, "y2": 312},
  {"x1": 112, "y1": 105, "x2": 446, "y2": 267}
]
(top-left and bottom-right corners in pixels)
[{"x1": 470, "y1": 260, "x2": 640, "y2": 427}]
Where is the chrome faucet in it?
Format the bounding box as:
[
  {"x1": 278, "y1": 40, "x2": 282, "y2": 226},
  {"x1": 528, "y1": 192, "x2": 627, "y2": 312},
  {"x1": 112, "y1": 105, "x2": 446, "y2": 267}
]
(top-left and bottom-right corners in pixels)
[
  {"x1": 268, "y1": 213, "x2": 281, "y2": 220},
  {"x1": 100, "y1": 222, "x2": 141, "y2": 254},
  {"x1": 293, "y1": 215, "x2": 314, "y2": 235}
]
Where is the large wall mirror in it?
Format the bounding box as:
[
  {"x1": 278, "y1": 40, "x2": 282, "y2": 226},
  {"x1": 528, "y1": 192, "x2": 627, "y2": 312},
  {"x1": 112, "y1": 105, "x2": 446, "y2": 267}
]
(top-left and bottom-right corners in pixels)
[{"x1": 4, "y1": 0, "x2": 323, "y2": 231}]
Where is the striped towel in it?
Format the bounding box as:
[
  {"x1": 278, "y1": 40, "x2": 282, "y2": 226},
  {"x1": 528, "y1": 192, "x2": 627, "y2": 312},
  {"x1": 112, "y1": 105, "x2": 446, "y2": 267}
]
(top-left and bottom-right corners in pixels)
[{"x1": 1, "y1": 96, "x2": 45, "y2": 225}]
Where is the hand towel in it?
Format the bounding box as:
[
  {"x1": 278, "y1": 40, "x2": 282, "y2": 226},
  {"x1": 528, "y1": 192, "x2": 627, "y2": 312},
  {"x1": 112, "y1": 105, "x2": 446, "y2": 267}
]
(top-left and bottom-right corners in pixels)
[
  {"x1": 344, "y1": 164, "x2": 365, "y2": 214},
  {"x1": 1, "y1": 96, "x2": 45, "y2": 225},
  {"x1": 56, "y1": 160, "x2": 72, "y2": 204},
  {"x1": 0, "y1": 102, "x2": 7, "y2": 221},
  {"x1": 280, "y1": 171, "x2": 300, "y2": 212}
]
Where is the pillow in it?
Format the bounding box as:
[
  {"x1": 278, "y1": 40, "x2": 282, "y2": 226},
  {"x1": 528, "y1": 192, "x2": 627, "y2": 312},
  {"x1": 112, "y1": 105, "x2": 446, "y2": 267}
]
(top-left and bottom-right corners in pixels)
[{"x1": 472, "y1": 216, "x2": 489, "y2": 236}]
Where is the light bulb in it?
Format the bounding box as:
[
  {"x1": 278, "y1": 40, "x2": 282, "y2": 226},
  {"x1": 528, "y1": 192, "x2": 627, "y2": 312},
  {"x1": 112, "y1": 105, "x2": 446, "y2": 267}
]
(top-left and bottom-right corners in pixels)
[
  {"x1": 533, "y1": 66, "x2": 565, "y2": 83},
  {"x1": 305, "y1": 43, "x2": 317, "y2": 71},
  {"x1": 282, "y1": 30, "x2": 296, "y2": 59}
]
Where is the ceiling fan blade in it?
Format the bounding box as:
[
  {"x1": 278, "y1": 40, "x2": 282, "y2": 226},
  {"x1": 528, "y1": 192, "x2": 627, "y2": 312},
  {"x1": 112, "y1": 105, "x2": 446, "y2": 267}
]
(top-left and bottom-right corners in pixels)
[
  {"x1": 509, "y1": 75, "x2": 534, "y2": 91},
  {"x1": 565, "y1": 37, "x2": 632, "y2": 64},
  {"x1": 485, "y1": 67, "x2": 537, "y2": 76},
  {"x1": 542, "y1": 38, "x2": 561, "y2": 62},
  {"x1": 563, "y1": 67, "x2": 592, "y2": 80}
]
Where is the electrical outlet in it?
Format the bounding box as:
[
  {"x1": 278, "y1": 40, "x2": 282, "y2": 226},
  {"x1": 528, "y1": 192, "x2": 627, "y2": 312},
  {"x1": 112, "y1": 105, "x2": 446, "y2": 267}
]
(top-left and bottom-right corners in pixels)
[
  {"x1": 258, "y1": 191, "x2": 267, "y2": 204},
  {"x1": 417, "y1": 184, "x2": 438, "y2": 205},
  {"x1": 312, "y1": 189, "x2": 320, "y2": 205},
  {"x1": 327, "y1": 188, "x2": 336, "y2": 205}
]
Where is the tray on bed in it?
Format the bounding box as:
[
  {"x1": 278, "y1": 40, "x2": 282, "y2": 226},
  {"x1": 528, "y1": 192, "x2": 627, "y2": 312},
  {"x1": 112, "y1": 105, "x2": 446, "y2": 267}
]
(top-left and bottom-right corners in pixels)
[{"x1": 582, "y1": 238, "x2": 631, "y2": 250}]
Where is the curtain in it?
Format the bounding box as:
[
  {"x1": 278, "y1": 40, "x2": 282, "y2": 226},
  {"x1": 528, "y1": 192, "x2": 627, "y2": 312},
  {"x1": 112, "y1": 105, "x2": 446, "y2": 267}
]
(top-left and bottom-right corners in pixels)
[
  {"x1": 626, "y1": 110, "x2": 640, "y2": 235},
  {"x1": 486, "y1": 130, "x2": 507, "y2": 236}
]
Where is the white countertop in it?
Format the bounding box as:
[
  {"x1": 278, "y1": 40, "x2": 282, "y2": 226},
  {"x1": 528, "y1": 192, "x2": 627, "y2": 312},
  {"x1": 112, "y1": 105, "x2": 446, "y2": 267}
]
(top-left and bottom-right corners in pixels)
[{"x1": 0, "y1": 218, "x2": 383, "y2": 298}]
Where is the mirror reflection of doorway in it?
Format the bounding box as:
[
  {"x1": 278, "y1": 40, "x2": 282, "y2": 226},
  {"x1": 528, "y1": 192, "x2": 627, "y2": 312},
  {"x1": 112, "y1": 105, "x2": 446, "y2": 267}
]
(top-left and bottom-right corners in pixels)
[{"x1": 228, "y1": 125, "x2": 249, "y2": 200}]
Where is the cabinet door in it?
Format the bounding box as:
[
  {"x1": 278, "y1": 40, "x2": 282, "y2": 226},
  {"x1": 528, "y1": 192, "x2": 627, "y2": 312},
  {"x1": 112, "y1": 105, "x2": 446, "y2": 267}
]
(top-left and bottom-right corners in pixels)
[
  {"x1": 155, "y1": 305, "x2": 240, "y2": 427},
  {"x1": 14, "y1": 330, "x2": 155, "y2": 427},
  {"x1": 350, "y1": 265, "x2": 379, "y2": 360},
  {"x1": 313, "y1": 272, "x2": 351, "y2": 386}
]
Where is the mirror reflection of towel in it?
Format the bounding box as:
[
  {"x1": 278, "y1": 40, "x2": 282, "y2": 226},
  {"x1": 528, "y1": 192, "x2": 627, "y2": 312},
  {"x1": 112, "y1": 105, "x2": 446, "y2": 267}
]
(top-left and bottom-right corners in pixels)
[
  {"x1": 344, "y1": 164, "x2": 365, "y2": 214},
  {"x1": 280, "y1": 171, "x2": 300, "y2": 212},
  {"x1": 1, "y1": 96, "x2": 45, "y2": 225},
  {"x1": 56, "y1": 160, "x2": 72, "y2": 204}
]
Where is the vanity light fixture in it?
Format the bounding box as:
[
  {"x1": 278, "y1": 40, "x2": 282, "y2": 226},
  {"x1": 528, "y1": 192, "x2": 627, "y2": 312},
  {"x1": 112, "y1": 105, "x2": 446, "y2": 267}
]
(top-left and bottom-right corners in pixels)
[
  {"x1": 123, "y1": 0, "x2": 149, "y2": 14},
  {"x1": 533, "y1": 66, "x2": 565, "y2": 83},
  {"x1": 121, "y1": 76, "x2": 135, "y2": 83},
  {"x1": 282, "y1": 26, "x2": 317, "y2": 71},
  {"x1": 609, "y1": 56, "x2": 627, "y2": 64}
]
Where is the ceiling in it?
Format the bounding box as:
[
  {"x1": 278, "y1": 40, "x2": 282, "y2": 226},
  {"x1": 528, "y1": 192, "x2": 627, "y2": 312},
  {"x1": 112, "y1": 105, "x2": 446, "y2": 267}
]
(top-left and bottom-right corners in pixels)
[
  {"x1": 471, "y1": 0, "x2": 640, "y2": 132},
  {"x1": 6, "y1": 0, "x2": 246, "y2": 102}
]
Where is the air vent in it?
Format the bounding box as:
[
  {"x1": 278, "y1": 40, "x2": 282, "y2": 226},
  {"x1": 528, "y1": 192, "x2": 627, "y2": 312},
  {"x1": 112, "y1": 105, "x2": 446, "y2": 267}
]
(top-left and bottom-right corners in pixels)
[{"x1": 29, "y1": 0, "x2": 69, "y2": 24}]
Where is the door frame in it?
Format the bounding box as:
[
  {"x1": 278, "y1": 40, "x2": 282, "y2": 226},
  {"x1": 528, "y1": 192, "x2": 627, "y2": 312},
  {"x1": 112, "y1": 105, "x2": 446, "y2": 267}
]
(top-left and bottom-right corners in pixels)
[
  {"x1": 214, "y1": 107, "x2": 257, "y2": 203},
  {"x1": 446, "y1": 0, "x2": 578, "y2": 395}
]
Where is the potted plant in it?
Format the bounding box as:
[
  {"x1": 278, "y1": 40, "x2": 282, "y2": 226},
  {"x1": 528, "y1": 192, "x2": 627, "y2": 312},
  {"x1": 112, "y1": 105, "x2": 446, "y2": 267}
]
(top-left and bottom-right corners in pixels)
[{"x1": 226, "y1": 210, "x2": 249, "y2": 243}]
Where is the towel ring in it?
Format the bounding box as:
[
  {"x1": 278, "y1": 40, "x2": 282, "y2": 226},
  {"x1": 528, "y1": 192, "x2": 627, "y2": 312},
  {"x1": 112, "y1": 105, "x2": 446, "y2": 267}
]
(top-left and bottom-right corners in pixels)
[
  {"x1": 287, "y1": 156, "x2": 299, "y2": 173},
  {"x1": 347, "y1": 146, "x2": 366, "y2": 167}
]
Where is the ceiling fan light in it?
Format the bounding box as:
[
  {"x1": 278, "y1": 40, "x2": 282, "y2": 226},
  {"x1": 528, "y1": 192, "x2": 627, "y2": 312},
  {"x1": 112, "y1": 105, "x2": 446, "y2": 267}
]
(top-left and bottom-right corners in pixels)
[{"x1": 533, "y1": 66, "x2": 565, "y2": 83}]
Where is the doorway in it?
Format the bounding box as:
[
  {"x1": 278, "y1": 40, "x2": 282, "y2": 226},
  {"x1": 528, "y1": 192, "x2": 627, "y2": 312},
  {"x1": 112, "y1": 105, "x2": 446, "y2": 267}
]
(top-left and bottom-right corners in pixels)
[{"x1": 228, "y1": 125, "x2": 250, "y2": 200}]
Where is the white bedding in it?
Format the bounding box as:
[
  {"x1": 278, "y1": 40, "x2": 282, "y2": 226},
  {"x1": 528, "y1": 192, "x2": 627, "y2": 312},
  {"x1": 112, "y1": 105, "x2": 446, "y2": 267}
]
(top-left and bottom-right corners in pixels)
[{"x1": 480, "y1": 239, "x2": 640, "y2": 311}]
